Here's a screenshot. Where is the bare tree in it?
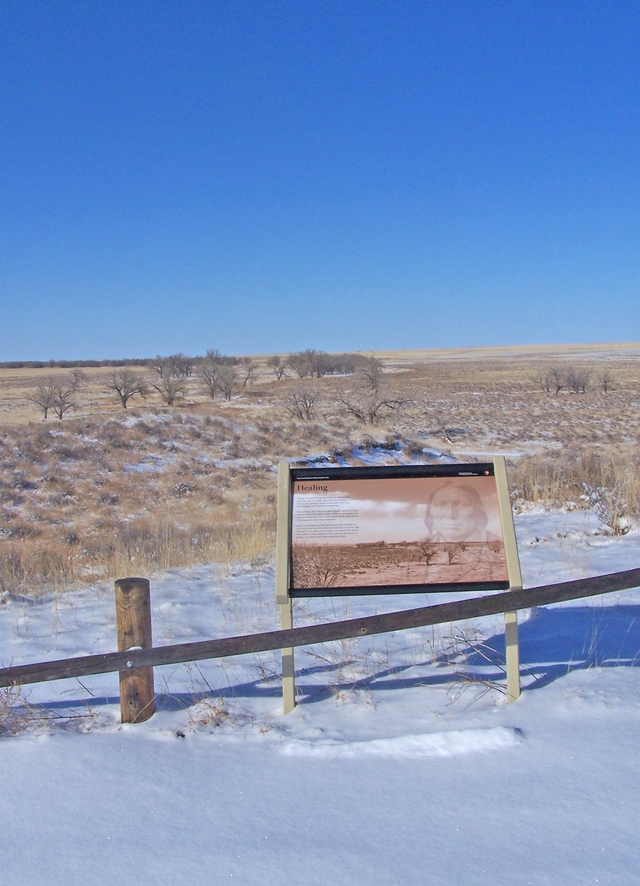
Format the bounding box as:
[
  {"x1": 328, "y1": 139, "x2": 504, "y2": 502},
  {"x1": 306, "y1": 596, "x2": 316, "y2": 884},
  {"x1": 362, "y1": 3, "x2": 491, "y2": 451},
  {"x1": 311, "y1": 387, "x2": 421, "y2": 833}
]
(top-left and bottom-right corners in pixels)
[
  {"x1": 175, "y1": 354, "x2": 195, "y2": 377},
  {"x1": 151, "y1": 374, "x2": 186, "y2": 406},
  {"x1": 160, "y1": 353, "x2": 195, "y2": 377},
  {"x1": 240, "y1": 358, "x2": 257, "y2": 388},
  {"x1": 535, "y1": 371, "x2": 552, "y2": 394},
  {"x1": 70, "y1": 368, "x2": 88, "y2": 389},
  {"x1": 291, "y1": 546, "x2": 348, "y2": 588},
  {"x1": 341, "y1": 393, "x2": 404, "y2": 425},
  {"x1": 198, "y1": 352, "x2": 221, "y2": 399},
  {"x1": 340, "y1": 363, "x2": 403, "y2": 425},
  {"x1": 51, "y1": 381, "x2": 78, "y2": 419},
  {"x1": 444, "y1": 542, "x2": 464, "y2": 565},
  {"x1": 107, "y1": 370, "x2": 148, "y2": 408},
  {"x1": 286, "y1": 349, "x2": 331, "y2": 378},
  {"x1": 32, "y1": 374, "x2": 82, "y2": 419},
  {"x1": 31, "y1": 381, "x2": 57, "y2": 419},
  {"x1": 547, "y1": 366, "x2": 567, "y2": 396},
  {"x1": 566, "y1": 366, "x2": 591, "y2": 394},
  {"x1": 356, "y1": 357, "x2": 384, "y2": 393},
  {"x1": 601, "y1": 369, "x2": 616, "y2": 393},
  {"x1": 285, "y1": 389, "x2": 317, "y2": 420},
  {"x1": 197, "y1": 349, "x2": 243, "y2": 398},
  {"x1": 286, "y1": 350, "x2": 313, "y2": 378},
  {"x1": 149, "y1": 355, "x2": 188, "y2": 405},
  {"x1": 428, "y1": 410, "x2": 457, "y2": 443},
  {"x1": 419, "y1": 542, "x2": 439, "y2": 567},
  {"x1": 216, "y1": 366, "x2": 238, "y2": 400},
  {"x1": 267, "y1": 355, "x2": 287, "y2": 380},
  {"x1": 149, "y1": 356, "x2": 169, "y2": 378}
]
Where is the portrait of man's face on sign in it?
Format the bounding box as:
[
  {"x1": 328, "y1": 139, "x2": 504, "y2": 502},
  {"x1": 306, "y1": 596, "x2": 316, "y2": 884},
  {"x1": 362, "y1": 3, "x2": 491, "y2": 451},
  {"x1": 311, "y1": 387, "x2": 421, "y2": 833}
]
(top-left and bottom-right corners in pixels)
[
  {"x1": 289, "y1": 468, "x2": 511, "y2": 595},
  {"x1": 424, "y1": 482, "x2": 500, "y2": 544}
]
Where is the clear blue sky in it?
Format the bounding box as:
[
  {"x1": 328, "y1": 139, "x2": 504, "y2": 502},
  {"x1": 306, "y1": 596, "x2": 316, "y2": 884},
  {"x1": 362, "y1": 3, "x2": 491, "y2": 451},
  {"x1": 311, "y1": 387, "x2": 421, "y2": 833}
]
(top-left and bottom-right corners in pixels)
[{"x1": 1, "y1": 1, "x2": 639, "y2": 360}]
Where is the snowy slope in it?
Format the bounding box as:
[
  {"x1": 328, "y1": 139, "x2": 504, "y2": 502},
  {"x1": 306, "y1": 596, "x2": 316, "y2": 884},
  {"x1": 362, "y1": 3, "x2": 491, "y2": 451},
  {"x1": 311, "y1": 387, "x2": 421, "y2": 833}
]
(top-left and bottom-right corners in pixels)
[{"x1": 1, "y1": 510, "x2": 640, "y2": 885}]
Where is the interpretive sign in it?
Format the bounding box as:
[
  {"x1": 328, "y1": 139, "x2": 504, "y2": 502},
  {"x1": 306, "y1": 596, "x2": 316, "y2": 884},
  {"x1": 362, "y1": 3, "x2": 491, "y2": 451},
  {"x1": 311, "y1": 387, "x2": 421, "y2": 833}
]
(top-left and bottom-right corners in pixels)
[
  {"x1": 287, "y1": 463, "x2": 513, "y2": 597},
  {"x1": 275, "y1": 458, "x2": 523, "y2": 711}
]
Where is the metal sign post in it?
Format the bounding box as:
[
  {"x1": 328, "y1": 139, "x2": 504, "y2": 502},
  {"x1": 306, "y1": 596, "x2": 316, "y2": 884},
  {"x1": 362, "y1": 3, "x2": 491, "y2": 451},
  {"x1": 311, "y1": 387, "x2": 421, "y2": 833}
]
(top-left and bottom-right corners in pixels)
[
  {"x1": 275, "y1": 462, "x2": 296, "y2": 713},
  {"x1": 493, "y1": 455, "x2": 522, "y2": 702}
]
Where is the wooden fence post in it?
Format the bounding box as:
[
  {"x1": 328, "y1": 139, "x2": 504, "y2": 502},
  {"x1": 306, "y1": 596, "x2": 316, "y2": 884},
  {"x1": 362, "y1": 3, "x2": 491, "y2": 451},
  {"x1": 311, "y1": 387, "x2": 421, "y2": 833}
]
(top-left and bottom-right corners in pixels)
[{"x1": 114, "y1": 577, "x2": 155, "y2": 723}]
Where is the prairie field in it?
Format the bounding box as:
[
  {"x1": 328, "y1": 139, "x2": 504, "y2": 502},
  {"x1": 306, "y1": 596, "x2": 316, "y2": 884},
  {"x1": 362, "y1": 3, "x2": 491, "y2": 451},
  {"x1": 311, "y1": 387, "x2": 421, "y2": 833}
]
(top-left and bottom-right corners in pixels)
[
  {"x1": 291, "y1": 539, "x2": 509, "y2": 590},
  {"x1": 0, "y1": 342, "x2": 638, "y2": 598}
]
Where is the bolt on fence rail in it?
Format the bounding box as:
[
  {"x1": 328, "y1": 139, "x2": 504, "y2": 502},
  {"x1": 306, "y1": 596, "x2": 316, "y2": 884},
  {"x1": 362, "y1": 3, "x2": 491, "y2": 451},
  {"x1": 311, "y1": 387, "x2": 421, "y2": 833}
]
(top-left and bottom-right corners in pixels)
[{"x1": 1, "y1": 568, "x2": 639, "y2": 721}]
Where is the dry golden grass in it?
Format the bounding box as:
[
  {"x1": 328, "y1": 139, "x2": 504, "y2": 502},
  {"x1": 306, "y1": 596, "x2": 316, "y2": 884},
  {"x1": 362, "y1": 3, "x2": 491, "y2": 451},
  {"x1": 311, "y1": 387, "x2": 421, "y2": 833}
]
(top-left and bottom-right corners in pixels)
[{"x1": 1, "y1": 342, "x2": 638, "y2": 596}]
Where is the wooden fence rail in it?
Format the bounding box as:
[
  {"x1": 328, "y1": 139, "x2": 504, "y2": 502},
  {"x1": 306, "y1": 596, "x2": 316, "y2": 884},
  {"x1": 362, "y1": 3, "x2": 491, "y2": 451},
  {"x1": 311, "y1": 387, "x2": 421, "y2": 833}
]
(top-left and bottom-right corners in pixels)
[{"x1": 1, "y1": 567, "x2": 639, "y2": 690}]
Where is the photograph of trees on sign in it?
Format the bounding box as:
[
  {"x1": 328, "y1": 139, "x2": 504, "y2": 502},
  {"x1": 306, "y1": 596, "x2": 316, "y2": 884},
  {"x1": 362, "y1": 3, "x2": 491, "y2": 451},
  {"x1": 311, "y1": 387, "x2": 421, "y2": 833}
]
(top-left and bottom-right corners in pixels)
[{"x1": 290, "y1": 475, "x2": 510, "y2": 594}]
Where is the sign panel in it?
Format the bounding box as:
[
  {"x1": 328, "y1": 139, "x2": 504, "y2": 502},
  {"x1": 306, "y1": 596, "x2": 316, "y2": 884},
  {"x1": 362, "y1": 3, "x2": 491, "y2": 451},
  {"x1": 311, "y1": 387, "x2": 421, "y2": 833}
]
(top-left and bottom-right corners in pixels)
[{"x1": 288, "y1": 463, "x2": 511, "y2": 597}]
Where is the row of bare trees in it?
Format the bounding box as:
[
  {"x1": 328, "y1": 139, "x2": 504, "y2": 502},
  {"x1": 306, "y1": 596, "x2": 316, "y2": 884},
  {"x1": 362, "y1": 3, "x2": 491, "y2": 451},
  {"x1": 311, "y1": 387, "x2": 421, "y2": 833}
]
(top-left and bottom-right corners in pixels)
[
  {"x1": 110, "y1": 357, "x2": 249, "y2": 409},
  {"x1": 107, "y1": 356, "x2": 401, "y2": 424},
  {"x1": 536, "y1": 366, "x2": 616, "y2": 395},
  {"x1": 140, "y1": 348, "x2": 369, "y2": 387},
  {"x1": 30, "y1": 348, "x2": 381, "y2": 419},
  {"x1": 29, "y1": 351, "x2": 258, "y2": 418},
  {"x1": 197, "y1": 350, "x2": 256, "y2": 401},
  {"x1": 282, "y1": 349, "x2": 376, "y2": 379},
  {"x1": 29, "y1": 353, "x2": 624, "y2": 422},
  {"x1": 284, "y1": 358, "x2": 406, "y2": 425}
]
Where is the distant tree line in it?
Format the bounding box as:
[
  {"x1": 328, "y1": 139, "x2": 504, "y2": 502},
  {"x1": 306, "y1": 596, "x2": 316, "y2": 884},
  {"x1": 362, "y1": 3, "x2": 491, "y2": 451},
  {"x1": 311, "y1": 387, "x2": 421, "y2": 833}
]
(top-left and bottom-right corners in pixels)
[
  {"x1": 1, "y1": 358, "x2": 150, "y2": 369},
  {"x1": 6, "y1": 348, "x2": 374, "y2": 376}
]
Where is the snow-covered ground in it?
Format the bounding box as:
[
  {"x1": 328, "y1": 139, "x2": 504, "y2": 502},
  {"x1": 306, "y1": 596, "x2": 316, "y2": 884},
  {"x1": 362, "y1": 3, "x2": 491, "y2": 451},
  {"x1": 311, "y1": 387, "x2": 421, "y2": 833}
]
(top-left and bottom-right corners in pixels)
[{"x1": 2, "y1": 510, "x2": 640, "y2": 884}]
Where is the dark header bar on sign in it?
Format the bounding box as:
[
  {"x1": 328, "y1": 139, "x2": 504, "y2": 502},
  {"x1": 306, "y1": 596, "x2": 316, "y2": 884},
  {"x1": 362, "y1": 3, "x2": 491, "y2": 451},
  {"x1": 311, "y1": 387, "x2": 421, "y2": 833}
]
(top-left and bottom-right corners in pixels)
[{"x1": 290, "y1": 463, "x2": 495, "y2": 482}]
